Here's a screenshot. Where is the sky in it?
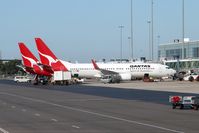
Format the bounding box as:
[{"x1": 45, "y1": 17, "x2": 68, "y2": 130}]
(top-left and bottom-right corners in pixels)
[{"x1": 0, "y1": 0, "x2": 199, "y2": 62}]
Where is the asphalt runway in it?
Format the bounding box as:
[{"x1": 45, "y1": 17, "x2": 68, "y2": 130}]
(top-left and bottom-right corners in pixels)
[{"x1": 0, "y1": 80, "x2": 199, "y2": 133}]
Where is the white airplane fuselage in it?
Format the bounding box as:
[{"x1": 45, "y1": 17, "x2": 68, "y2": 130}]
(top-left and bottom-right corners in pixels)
[{"x1": 61, "y1": 61, "x2": 176, "y2": 80}]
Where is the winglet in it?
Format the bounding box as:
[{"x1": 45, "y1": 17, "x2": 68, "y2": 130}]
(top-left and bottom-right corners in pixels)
[{"x1": 91, "y1": 59, "x2": 100, "y2": 70}]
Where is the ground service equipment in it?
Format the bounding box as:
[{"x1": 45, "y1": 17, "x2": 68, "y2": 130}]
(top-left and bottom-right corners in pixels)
[
  {"x1": 52, "y1": 71, "x2": 72, "y2": 85},
  {"x1": 169, "y1": 96, "x2": 199, "y2": 110}
]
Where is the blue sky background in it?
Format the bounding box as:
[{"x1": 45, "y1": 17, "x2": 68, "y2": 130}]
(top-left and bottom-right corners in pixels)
[{"x1": 0, "y1": 0, "x2": 198, "y2": 62}]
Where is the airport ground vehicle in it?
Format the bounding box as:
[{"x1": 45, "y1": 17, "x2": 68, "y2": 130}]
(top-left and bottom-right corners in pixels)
[
  {"x1": 73, "y1": 78, "x2": 85, "y2": 84},
  {"x1": 30, "y1": 75, "x2": 49, "y2": 85},
  {"x1": 51, "y1": 71, "x2": 72, "y2": 85},
  {"x1": 183, "y1": 73, "x2": 199, "y2": 81},
  {"x1": 169, "y1": 96, "x2": 199, "y2": 110},
  {"x1": 14, "y1": 76, "x2": 32, "y2": 83}
]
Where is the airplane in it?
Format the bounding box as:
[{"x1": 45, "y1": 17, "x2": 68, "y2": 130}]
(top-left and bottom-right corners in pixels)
[
  {"x1": 18, "y1": 42, "x2": 53, "y2": 77},
  {"x1": 91, "y1": 59, "x2": 176, "y2": 82},
  {"x1": 35, "y1": 38, "x2": 176, "y2": 82}
]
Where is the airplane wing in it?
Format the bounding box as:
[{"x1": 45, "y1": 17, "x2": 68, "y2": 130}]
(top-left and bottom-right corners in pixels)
[
  {"x1": 16, "y1": 65, "x2": 26, "y2": 72},
  {"x1": 16, "y1": 65, "x2": 35, "y2": 74},
  {"x1": 91, "y1": 59, "x2": 118, "y2": 75}
]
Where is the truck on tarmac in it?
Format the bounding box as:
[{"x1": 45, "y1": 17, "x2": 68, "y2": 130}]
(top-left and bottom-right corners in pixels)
[
  {"x1": 51, "y1": 71, "x2": 72, "y2": 85},
  {"x1": 169, "y1": 96, "x2": 199, "y2": 110}
]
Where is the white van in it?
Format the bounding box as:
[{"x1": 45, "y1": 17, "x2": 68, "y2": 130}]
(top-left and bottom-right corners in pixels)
[{"x1": 14, "y1": 76, "x2": 31, "y2": 83}]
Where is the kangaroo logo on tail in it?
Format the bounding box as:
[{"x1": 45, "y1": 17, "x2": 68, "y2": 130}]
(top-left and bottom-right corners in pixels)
[
  {"x1": 35, "y1": 38, "x2": 68, "y2": 71},
  {"x1": 37, "y1": 50, "x2": 59, "y2": 66},
  {"x1": 18, "y1": 43, "x2": 39, "y2": 68},
  {"x1": 21, "y1": 54, "x2": 37, "y2": 67}
]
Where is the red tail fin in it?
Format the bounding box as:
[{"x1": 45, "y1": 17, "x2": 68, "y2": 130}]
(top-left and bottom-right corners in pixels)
[
  {"x1": 18, "y1": 42, "x2": 39, "y2": 68},
  {"x1": 18, "y1": 42, "x2": 52, "y2": 76},
  {"x1": 35, "y1": 38, "x2": 68, "y2": 71}
]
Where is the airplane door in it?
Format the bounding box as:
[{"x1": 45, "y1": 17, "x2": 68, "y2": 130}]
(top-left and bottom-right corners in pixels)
[
  {"x1": 130, "y1": 67, "x2": 133, "y2": 72},
  {"x1": 159, "y1": 66, "x2": 163, "y2": 74}
]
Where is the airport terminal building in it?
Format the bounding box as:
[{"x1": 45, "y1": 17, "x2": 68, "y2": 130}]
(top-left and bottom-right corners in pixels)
[{"x1": 158, "y1": 39, "x2": 199, "y2": 71}]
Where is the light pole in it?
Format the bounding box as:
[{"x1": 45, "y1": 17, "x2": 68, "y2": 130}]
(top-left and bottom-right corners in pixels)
[
  {"x1": 157, "y1": 35, "x2": 160, "y2": 60},
  {"x1": 182, "y1": 0, "x2": 185, "y2": 59},
  {"x1": 157, "y1": 35, "x2": 160, "y2": 45},
  {"x1": 119, "y1": 25, "x2": 124, "y2": 62},
  {"x1": 151, "y1": 0, "x2": 154, "y2": 61},
  {"x1": 128, "y1": 37, "x2": 131, "y2": 59},
  {"x1": 130, "y1": 0, "x2": 133, "y2": 60},
  {"x1": 147, "y1": 20, "x2": 151, "y2": 60}
]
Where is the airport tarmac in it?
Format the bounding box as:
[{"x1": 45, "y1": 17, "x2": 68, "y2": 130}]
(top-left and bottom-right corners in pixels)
[
  {"x1": 0, "y1": 80, "x2": 199, "y2": 133},
  {"x1": 85, "y1": 79, "x2": 199, "y2": 94}
]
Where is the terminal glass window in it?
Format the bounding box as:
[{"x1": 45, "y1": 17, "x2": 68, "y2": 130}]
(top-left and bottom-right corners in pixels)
[
  {"x1": 166, "y1": 49, "x2": 181, "y2": 59},
  {"x1": 193, "y1": 47, "x2": 199, "y2": 58},
  {"x1": 184, "y1": 48, "x2": 186, "y2": 59},
  {"x1": 193, "y1": 61, "x2": 199, "y2": 68},
  {"x1": 165, "y1": 62, "x2": 177, "y2": 70},
  {"x1": 158, "y1": 50, "x2": 161, "y2": 58},
  {"x1": 179, "y1": 62, "x2": 186, "y2": 69}
]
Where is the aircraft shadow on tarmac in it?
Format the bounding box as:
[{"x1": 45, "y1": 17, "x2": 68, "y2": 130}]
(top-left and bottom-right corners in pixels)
[{"x1": 1, "y1": 80, "x2": 199, "y2": 106}]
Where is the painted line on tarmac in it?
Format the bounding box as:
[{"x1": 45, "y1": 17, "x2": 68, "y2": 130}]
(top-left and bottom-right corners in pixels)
[
  {"x1": 21, "y1": 109, "x2": 27, "y2": 112},
  {"x1": 0, "y1": 127, "x2": 9, "y2": 133},
  {"x1": 64, "y1": 98, "x2": 107, "y2": 102},
  {"x1": 34, "y1": 113, "x2": 41, "y2": 117},
  {"x1": 51, "y1": 119, "x2": 58, "y2": 122},
  {"x1": 11, "y1": 106, "x2": 16, "y2": 109},
  {"x1": 72, "y1": 125, "x2": 80, "y2": 129},
  {"x1": 0, "y1": 92, "x2": 184, "y2": 133}
]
